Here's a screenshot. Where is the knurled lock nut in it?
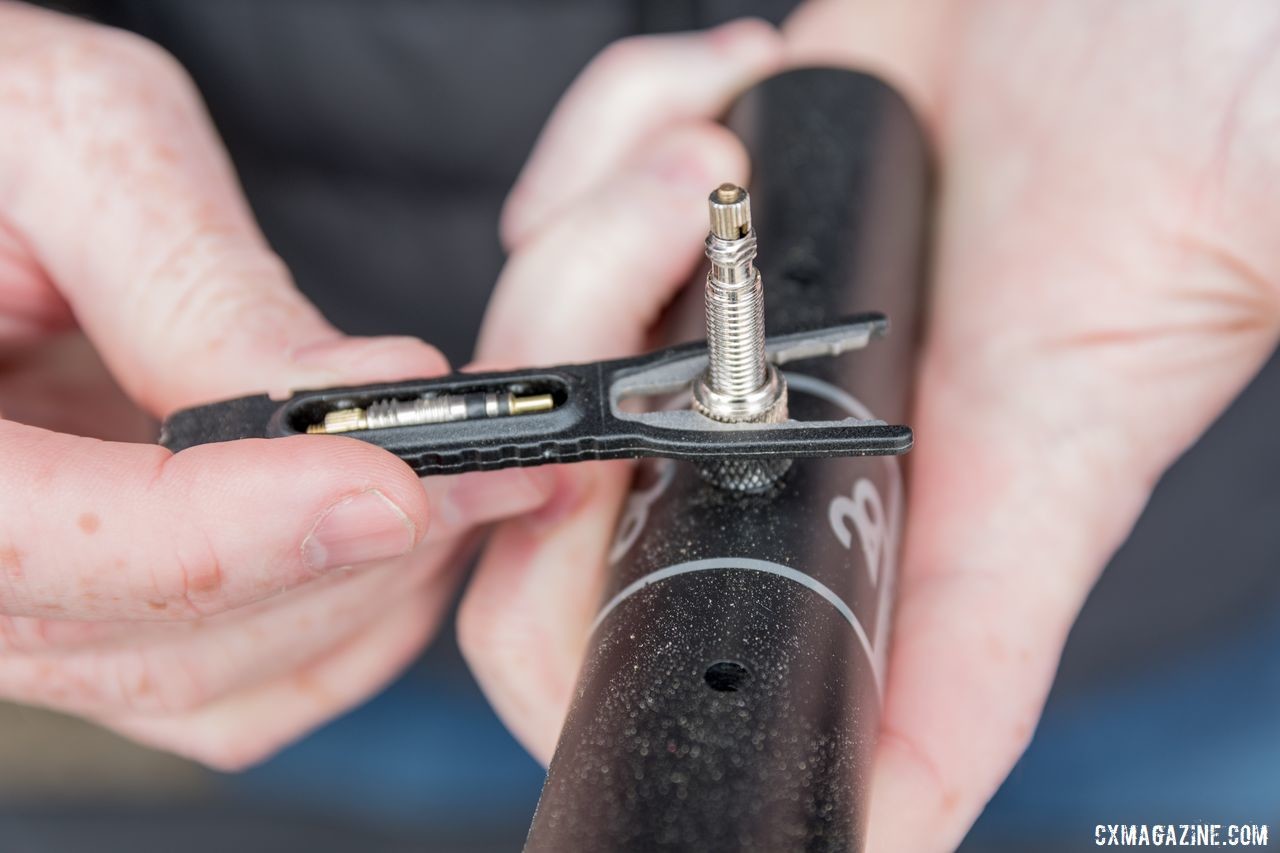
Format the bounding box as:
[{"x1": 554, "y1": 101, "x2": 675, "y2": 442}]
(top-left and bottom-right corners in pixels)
[{"x1": 692, "y1": 366, "x2": 789, "y2": 424}]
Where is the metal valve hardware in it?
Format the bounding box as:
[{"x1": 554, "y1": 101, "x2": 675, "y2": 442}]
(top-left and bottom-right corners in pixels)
[
  {"x1": 306, "y1": 391, "x2": 554, "y2": 434},
  {"x1": 693, "y1": 183, "x2": 787, "y2": 426}
]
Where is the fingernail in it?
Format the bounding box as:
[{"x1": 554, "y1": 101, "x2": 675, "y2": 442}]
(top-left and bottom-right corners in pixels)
[
  {"x1": 437, "y1": 468, "x2": 559, "y2": 530},
  {"x1": 302, "y1": 490, "x2": 417, "y2": 573}
]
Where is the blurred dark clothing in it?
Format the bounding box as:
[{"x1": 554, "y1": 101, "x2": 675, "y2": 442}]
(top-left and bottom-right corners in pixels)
[
  {"x1": 12, "y1": 0, "x2": 1280, "y2": 849},
  {"x1": 53, "y1": 0, "x2": 801, "y2": 364}
]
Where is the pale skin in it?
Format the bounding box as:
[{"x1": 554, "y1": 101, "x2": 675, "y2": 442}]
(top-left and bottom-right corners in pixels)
[
  {"x1": 0, "y1": 1, "x2": 563, "y2": 768},
  {"x1": 462, "y1": 2, "x2": 1280, "y2": 852},
  {"x1": 2, "y1": 1, "x2": 1278, "y2": 850}
]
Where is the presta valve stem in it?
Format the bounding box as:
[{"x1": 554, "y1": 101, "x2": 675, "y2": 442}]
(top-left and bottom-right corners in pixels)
[{"x1": 692, "y1": 183, "x2": 787, "y2": 425}]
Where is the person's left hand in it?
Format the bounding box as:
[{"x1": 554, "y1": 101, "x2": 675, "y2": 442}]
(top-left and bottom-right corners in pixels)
[
  {"x1": 457, "y1": 18, "x2": 785, "y2": 757},
  {"x1": 464, "y1": 7, "x2": 1280, "y2": 853}
]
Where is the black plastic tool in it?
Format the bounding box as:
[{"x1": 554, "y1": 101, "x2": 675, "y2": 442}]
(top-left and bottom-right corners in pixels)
[{"x1": 159, "y1": 313, "x2": 911, "y2": 476}]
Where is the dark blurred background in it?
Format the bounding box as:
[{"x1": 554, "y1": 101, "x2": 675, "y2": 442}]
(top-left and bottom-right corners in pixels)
[{"x1": 3, "y1": 1, "x2": 1278, "y2": 851}]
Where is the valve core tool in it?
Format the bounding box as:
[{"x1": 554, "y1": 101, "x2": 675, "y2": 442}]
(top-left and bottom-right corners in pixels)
[{"x1": 160, "y1": 185, "x2": 911, "y2": 490}]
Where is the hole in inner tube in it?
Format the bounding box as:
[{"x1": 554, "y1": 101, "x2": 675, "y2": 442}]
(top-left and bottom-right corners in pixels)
[{"x1": 704, "y1": 660, "x2": 751, "y2": 692}]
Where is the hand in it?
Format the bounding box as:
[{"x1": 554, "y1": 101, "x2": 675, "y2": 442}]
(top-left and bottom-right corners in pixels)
[
  {"x1": 0, "y1": 3, "x2": 555, "y2": 769},
  {"x1": 456, "y1": 19, "x2": 784, "y2": 749},
  {"x1": 458, "y1": 20, "x2": 784, "y2": 755},
  {"x1": 786, "y1": 0, "x2": 1280, "y2": 847},
  {"x1": 464, "y1": 3, "x2": 1280, "y2": 850}
]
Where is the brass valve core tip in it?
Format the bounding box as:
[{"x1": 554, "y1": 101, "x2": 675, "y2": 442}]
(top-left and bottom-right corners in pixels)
[
  {"x1": 510, "y1": 393, "x2": 555, "y2": 415},
  {"x1": 708, "y1": 183, "x2": 751, "y2": 239},
  {"x1": 714, "y1": 183, "x2": 744, "y2": 203}
]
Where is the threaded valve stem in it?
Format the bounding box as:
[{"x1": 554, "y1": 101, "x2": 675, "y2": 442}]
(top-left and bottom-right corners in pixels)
[{"x1": 692, "y1": 184, "x2": 787, "y2": 426}]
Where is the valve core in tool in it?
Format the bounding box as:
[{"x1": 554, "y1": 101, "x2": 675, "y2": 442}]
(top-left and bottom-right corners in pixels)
[
  {"x1": 307, "y1": 392, "x2": 553, "y2": 434},
  {"x1": 692, "y1": 184, "x2": 788, "y2": 426}
]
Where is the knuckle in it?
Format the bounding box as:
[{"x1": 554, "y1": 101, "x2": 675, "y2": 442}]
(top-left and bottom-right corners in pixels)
[
  {"x1": 112, "y1": 27, "x2": 188, "y2": 75},
  {"x1": 185, "y1": 731, "x2": 271, "y2": 773},
  {"x1": 142, "y1": 453, "x2": 228, "y2": 619},
  {"x1": 591, "y1": 36, "x2": 654, "y2": 79},
  {"x1": 716, "y1": 16, "x2": 778, "y2": 45},
  {"x1": 456, "y1": 588, "x2": 538, "y2": 684},
  {"x1": 584, "y1": 35, "x2": 678, "y2": 103},
  {"x1": 0, "y1": 616, "x2": 59, "y2": 654},
  {"x1": 0, "y1": 658, "x2": 72, "y2": 708},
  {"x1": 454, "y1": 593, "x2": 493, "y2": 665},
  {"x1": 388, "y1": 336, "x2": 451, "y2": 376},
  {"x1": 110, "y1": 647, "x2": 211, "y2": 715},
  {"x1": 880, "y1": 724, "x2": 962, "y2": 814},
  {"x1": 167, "y1": 537, "x2": 226, "y2": 619},
  {"x1": 0, "y1": 21, "x2": 210, "y2": 206},
  {"x1": 692, "y1": 121, "x2": 747, "y2": 163},
  {"x1": 5, "y1": 24, "x2": 194, "y2": 118},
  {"x1": 0, "y1": 617, "x2": 20, "y2": 654},
  {"x1": 76, "y1": 25, "x2": 189, "y2": 84},
  {"x1": 677, "y1": 122, "x2": 747, "y2": 170},
  {"x1": 498, "y1": 186, "x2": 533, "y2": 249},
  {"x1": 137, "y1": 238, "x2": 298, "y2": 358},
  {"x1": 73, "y1": 27, "x2": 197, "y2": 110},
  {"x1": 339, "y1": 334, "x2": 452, "y2": 381}
]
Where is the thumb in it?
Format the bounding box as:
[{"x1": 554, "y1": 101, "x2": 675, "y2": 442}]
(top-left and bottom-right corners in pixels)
[
  {"x1": 0, "y1": 420, "x2": 429, "y2": 621},
  {"x1": 0, "y1": 10, "x2": 460, "y2": 629}
]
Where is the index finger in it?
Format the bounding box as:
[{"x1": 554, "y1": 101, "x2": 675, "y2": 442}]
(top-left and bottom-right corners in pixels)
[{"x1": 499, "y1": 18, "x2": 784, "y2": 250}]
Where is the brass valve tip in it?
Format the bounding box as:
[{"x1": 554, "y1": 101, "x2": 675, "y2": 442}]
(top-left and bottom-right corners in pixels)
[
  {"x1": 708, "y1": 183, "x2": 750, "y2": 239},
  {"x1": 308, "y1": 407, "x2": 369, "y2": 434},
  {"x1": 509, "y1": 393, "x2": 555, "y2": 415},
  {"x1": 714, "y1": 183, "x2": 744, "y2": 203}
]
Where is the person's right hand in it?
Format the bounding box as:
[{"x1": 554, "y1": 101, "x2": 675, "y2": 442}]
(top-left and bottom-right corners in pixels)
[{"x1": 0, "y1": 1, "x2": 557, "y2": 769}]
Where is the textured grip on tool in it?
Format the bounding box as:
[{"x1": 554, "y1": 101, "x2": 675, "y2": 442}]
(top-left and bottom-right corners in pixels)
[{"x1": 158, "y1": 316, "x2": 912, "y2": 476}]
